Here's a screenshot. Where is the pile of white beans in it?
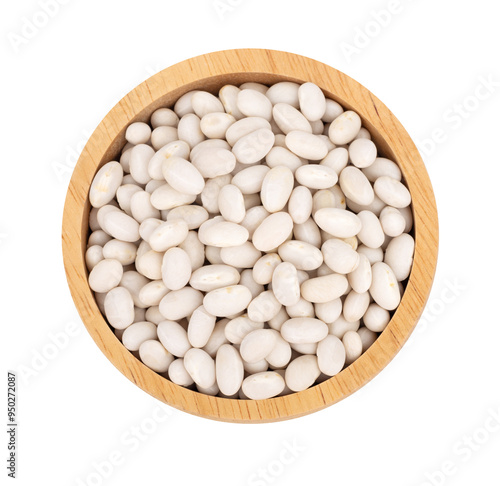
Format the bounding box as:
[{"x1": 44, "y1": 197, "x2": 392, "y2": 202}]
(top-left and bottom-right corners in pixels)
[{"x1": 86, "y1": 80, "x2": 414, "y2": 400}]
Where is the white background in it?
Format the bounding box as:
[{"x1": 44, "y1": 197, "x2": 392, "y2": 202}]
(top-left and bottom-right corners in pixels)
[{"x1": 2, "y1": 1, "x2": 500, "y2": 485}]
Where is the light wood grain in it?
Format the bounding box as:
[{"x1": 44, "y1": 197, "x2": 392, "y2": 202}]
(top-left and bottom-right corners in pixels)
[{"x1": 62, "y1": 49, "x2": 438, "y2": 423}]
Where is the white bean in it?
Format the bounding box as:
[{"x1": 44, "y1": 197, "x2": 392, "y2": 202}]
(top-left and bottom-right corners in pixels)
[
  {"x1": 241, "y1": 206, "x2": 270, "y2": 239},
  {"x1": 298, "y1": 82, "x2": 326, "y2": 122},
  {"x1": 260, "y1": 166, "x2": 294, "y2": 213},
  {"x1": 358, "y1": 327, "x2": 378, "y2": 352},
  {"x1": 139, "y1": 280, "x2": 169, "y2": 307},
  {"x1": 202, "y1": 319, "x2": 230, "y2": 358},
  {"x1": 220, "y1": 242, "x2": 261, "y2": 268},
  {"x1": 125, "y1": 122, "x2": 151, "y2": 145},
  {"x1": 317, "y1": 335, "x2": 345, "y2": 376},
  {"x1": 218, "y1": 184, "x2": 246, "y2": 223},
  {"x1": 293, "y1": 218, "x2": 322, "y2": 247},
  {"x1": 321, "y1": 238, "x2": 359, "y2": 274},
  {"x1": 151, "y1": 108, "x2": 179, "y2": 128},
  {"x1": 184, "y1": 348, "x2": 216, "y2": 388},
  {"x1": 247, "y1": 290, "x2": 282, "y2": 322},
  {"x1": 203, "y1": 285, "x2": 252, "y2": 317},
  {"x1": 232, "y1": 128, "x2": 275, "y2": 165},
  {"x1": 130, "y1": 144, "x2": 154, "y2": 184},
  {"x1": 198, "y1": 220, "x2": 249, "y2": 248},
  {"x1": 265, "y1": 331, "x2": 292, "y2": 368},
  {"x1": 151, "y1": 126, "x2": 178, "y2": 150},
  {"x1": 104, "y1": 286, "x2": 134, "y2": 329},
  {"x1": 240, "y1": 329, "x2": 277, "y2": 363},
  {"x1": 295, "y1": 164, "x2": 338, "y2": 190},
  {"x1": 237, "y1": 89, "x2": 273, "y2": 121},
  {"x1": 288, "y1": 186, "x2": 313, "y2": 224},
  {"x1": 357, "y1": 245, "x2": 384, "y2": 265},
  {"x1": 150, "y1": 183, "x2": 196, "y2": 210},
  {"x1": 369, "y1": 262, "x2": 401, "y2": 311},
  {"x1": 85, "y1": 245, "x2": 103, "y2": 271},
  {"x1": 374, "y1": 176, "x2": 411, "y2": 208},
  {"x1": 219, "y1": 85, "x2": 244, "y2": 120},
  {"x1": 122, "y1": 321, "x2": 157, "y2": 351},
  {"x1": 216, "y1": 344, "x2": 244, "y2": 395},
  {"x1": 162, "y1": 156, "x2": 205, "y2": 195},
  {"x1": 384, "y1": 233, "x2": 414, "y2": 281},
  {"x1": 148, "y1": 141, "x2": 190, "y2": 180},
  {"x1": 342, "y1": 330, "x2": 363, "y2": 365},
  {"x1": 231, "y1": 165, "x2": 270, "y2": 195},
  {"x1": 225, "y1": 315, "x2": 264, "y2": 344},
  {"x1": 135, "y1": 247, "x2": 162, "y2": 280},
  {"x1": 363, "y1": 303, "x2": 391, "y2": 332},
  {"x1": 300, "y1": 274, "x2": 348, "y2": 303},
  {"x1": 348, "y1": 138, "x2": 377, "y2": 168},
  {"x1": 280, "y1": 318, "x2": 328, "y2": 344},
  {"x1": 328, "y1": 316, "x2": 360, "y2": 339},
  {"x1": 272, "y1": 262, "x2": 301, "y2": 306},
  {"x1": 225, "y1": 117, "x2": 271, "y2": 146},
  {"x1": 343, "y1": 290, "x2": 370, "y2": 323},
  {"x1": 149, "y1": 219, "x2": 189, "y2": 252},
  {"x1": 167, "y1": 205, "x2": 208, "y2": 230},
  {"x1": 157, "y1": 320, "x2": 192, "y2": 357},
  {"x1": 161, "y1": 247, "x2": 192, "y2": 290},
  {"x1": 278, "y1": 240, "x2": 323, "y2": 270},
  {"x1": 116, "y1": 184, "x2": 142, "y2": 215},
  {"x1": 272, "y1": 103, "x2": 312, "y2": 134},
  {"x1": 321, "y1": 147, "x2": 349, "y2": 174},
  {"x1": 328, "y1": 111, "x2": 361, "y2": 145},
  {"x1": 339, "y1": 166, "x2": 374, "y2": 206},
  {"x1": 139, "y1": 340, "x2": 174, "y2": 373},
  {"x1": 265, "y1": 146, "x2": 304, "y2": 172},
  {"x1": 362, "y1": 157, "x2": 402, "y2": 182},
  {"x1": 89, "y1": 259, "x2": 123, "y2": 293},
  {"x1": 357, "y1": 210, "x2": 385, "y2": 248},
  {"x1": 200, "y1": 112, "x2": 236, "y2": 139},
  {"x1": 168, "y1": 358, "x2": 194, "y2": 386},
  {"x1": 129, "y1": 191, "x2": 160, "y2": 223},
  {"x1": 159, "y1": 287, "x2": 204, "y2": 321},
  {"x1": 285, "y1": 131, "x2": 328, "y2": 160},
  {"x1": 285, "y1": 355, "x2": 320, "y2": 392},
  {"x1": 379, "y1": 206, "x2": 406, "y2": 237},
  {"x1": 242, "y1": 371, "x2": 285, "y2": 399},
  {"x1": 191, "y1": 147, "x2": 237, "y2": 178},
  {"x1": 286, "y1": 298, "x2": 315, "y2": 319},
  {"x1": 252, "y1": 253, "x2": 282, "y2": 285},
  {"x1": 314, "y1": 208, "x2": 362, "y2": 238},
  {"x1": 266, "y1": 82, "x2": 300, "y2": 108},
  {"x1": 190, "y1": 264, "x2": 240, "y2": 292},
  {"x1": 348, "y1": 253, "x2": 372, "y2": 293},
  {"x1": 191, "y1": 91, "x2": 224, "y2": 118},
  {"x1": 252, "y1": 212, "x2": 293, "y2": 252}
]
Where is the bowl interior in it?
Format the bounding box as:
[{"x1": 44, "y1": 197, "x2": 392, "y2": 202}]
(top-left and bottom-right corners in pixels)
[{"x1": 64, "y1": 49, "x2": 438, "y2": 423}]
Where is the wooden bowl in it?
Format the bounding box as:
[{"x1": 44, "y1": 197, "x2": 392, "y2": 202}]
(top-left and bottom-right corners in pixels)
[{"x1": 62, "y1": 49, "x2": 438, "y2": 423}]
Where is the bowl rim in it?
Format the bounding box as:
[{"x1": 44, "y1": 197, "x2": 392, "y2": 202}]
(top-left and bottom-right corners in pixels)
[{"x1": 62, "y1": 48, "x2": 438, "y2": 423}]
